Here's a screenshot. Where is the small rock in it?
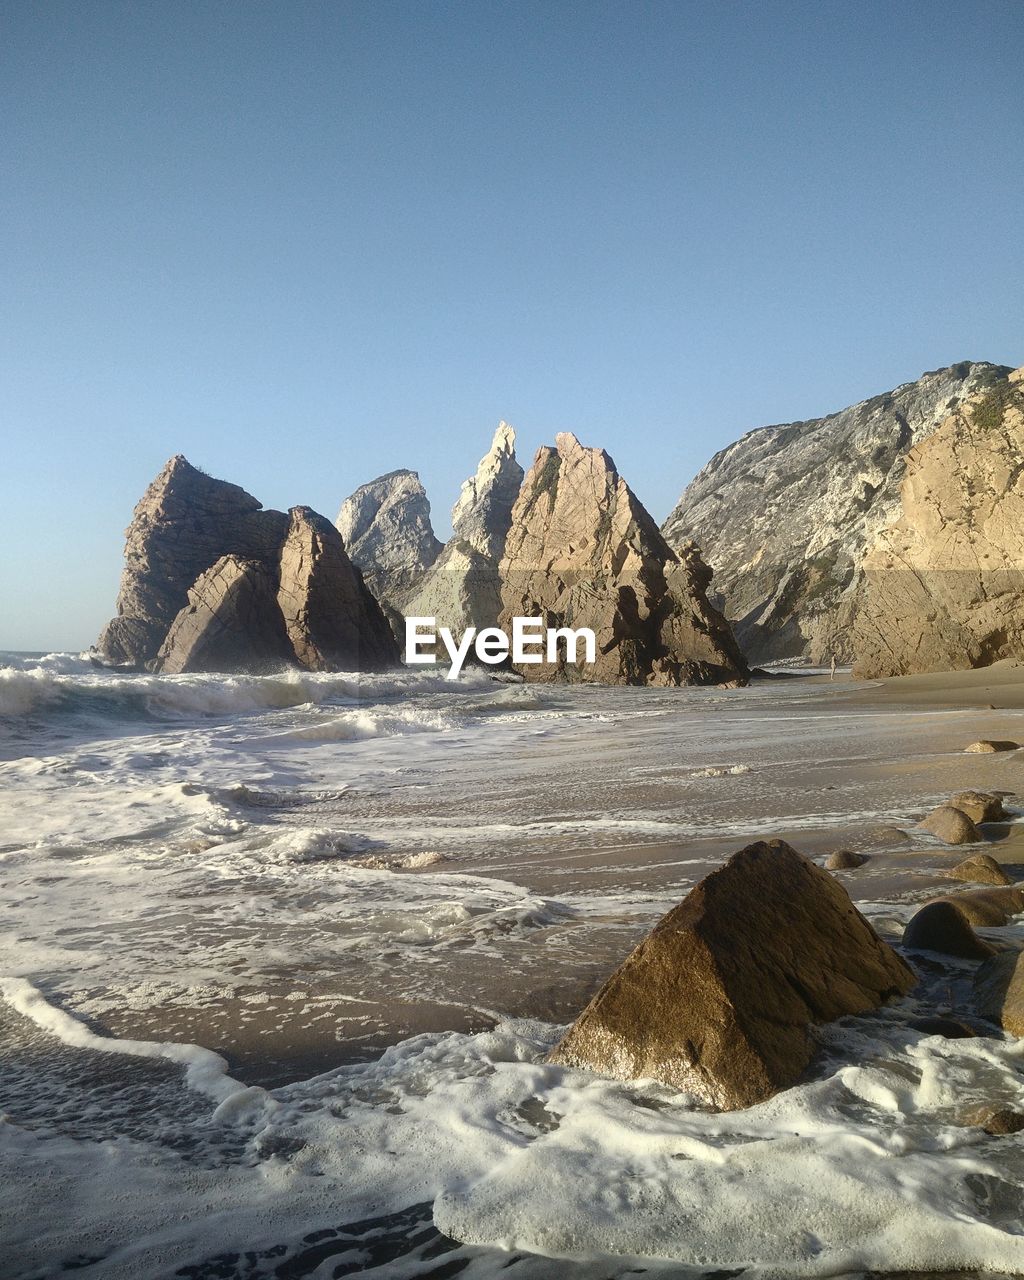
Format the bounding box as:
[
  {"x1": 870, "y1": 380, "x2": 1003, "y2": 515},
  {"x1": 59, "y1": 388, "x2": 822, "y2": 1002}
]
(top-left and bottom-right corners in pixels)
[
  {"x1": 964, "y1": 740, "x2": 1020, "y2": 753},
  {"x1": 946, "y1": 854, "x2": 1012, "y2": 886},
  {"x1": 917, "y1": 805, "x2": 982, "y2": 845},
  {"x1": 908, "y1": 1016, "x2": 977, "y2": 1039},
  {"x1": 903, "y1": 901, "x2": 995, "y2": 960},
  {"x1": 949, "y1": 790, "x2": 1010, "y2": 824},
  {"x1": 981, "y1": 1108, "x2": 1024, "y2": 1135},
  {"x1": 825, "y1": 850, "x2": 868, "y2": 870},
  {"x1": 973, "y1": 950, "x2": 1024, "y2": 1034}
]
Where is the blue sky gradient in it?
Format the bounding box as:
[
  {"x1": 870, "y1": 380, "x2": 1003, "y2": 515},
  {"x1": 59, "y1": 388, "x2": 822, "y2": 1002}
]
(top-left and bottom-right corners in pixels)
[{"x1": 2, "y1": 0, "x2": 1022, "y2": 649}]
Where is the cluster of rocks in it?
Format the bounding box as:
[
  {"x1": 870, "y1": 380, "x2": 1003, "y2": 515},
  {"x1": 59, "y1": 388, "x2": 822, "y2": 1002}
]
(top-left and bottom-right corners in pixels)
[
  {"x1": 96, "y1": 457, "x2": 397, "y2": 674},
  {"x1": 100, "y1": 425, "x2": 749, "y2": 684},
  {"x1": 547, "y1": 783, "x2": 1024, "y2": 1114}
]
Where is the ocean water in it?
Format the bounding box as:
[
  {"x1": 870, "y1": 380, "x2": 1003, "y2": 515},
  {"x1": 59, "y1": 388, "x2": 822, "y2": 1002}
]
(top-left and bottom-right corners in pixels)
[{"x1": 3, "y1": 651, "x2": 1024, "y2": 1279}]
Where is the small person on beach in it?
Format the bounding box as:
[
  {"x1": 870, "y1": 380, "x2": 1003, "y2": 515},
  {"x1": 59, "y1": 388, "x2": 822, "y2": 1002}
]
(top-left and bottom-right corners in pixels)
[{"x1": 830, "y1": 654, "x2": 837, "y2": 681}]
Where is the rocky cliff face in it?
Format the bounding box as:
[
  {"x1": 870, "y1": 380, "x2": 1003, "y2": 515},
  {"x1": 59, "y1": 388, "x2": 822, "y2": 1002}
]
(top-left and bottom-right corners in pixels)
[
  {"x1": 97, "y1": 457, "x2": 399, "y2": 674},
  {"x1": 403, "y1": 423, "x2": 525, "y2": 636},
  {"x1": 662, "y1": 363, "x2": 1010, "y2": 663},
  {"x1": 498, "y1": 432, "x2": 747, "y2": 685},
  {"x1": 852, "y1": 367, "x2": 1024, "y2": 677},
  {"x1": 335, "y1": 470, "x2": 442, "y2": 612}
]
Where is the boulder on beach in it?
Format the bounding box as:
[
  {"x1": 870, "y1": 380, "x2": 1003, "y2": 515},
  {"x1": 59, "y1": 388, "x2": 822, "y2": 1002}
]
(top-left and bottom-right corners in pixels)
[
  {"x1": 917, "y1": 805, "x2": 982, "y2": 845},
  {"x1": 902, "y1": 901, "x2": 996, "y2": 960},
  {"x1": 927, "y1": 887, "x2": 1024, "y2": 927},
  {"x1": 973, "y1": 950, "x2": 1024, "y2": 1035},
  {"x1": 964, "y1": 740, "x2": 1020, "y2": 754},
  {"x1": 499, "y1": 432, "x2": 748, "y2": 686},
  {"x1": 946, "y1": 854, "x2": 1012, "y2": 887},
  {"x1": 156, "y1": 555, "x2": 295, "y2": 675},
  {"x1": 949, "y1": 790, "x2": 1010, "y2": 824},
  {"x1": 548, "y1": 840, "x2": 915, "y2": 1110},
  {"x1": 825, "y1": 850, "x2": 868, "y2": 871},
  {"x1": 980, "y1": 1108, "x2": 1024, "y2": 1135}
]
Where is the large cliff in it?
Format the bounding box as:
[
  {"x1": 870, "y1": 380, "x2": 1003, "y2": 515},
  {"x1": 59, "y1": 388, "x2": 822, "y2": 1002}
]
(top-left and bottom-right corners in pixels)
[
  {"x1": 852, "y1": 367, "x2": 1024, "y2": 677},
  {"x1": 499, "y1": 432, "x2": 747, "y2": 686},
  {"x1": 662, "y1": 362, "x2": 1010, "y2": 663}
]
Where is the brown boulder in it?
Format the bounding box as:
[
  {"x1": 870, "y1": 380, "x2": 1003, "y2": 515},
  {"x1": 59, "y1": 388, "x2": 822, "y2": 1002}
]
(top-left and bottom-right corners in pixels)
[
  {"x1": 498, "y1": 432, "x2": 747, "y2": 686},
  {"x1": 548, "y1": 840, "x2": 915, "y2": 1110},
  {"x1": 945, "y1": 854, "x2": 1012, "y2": 887},
  {"x1": 973, "y1": 950, "x2": 1024, "y2": 1035},
  {"x1": 965, "y1": 740, "x2": 1020, "y2": 754},
  {"x1": 927, "y1": 887, "x2": 1024, "y2": 927},
  {"x1": 917, "y1": 805, "x2": 982, "y2": 845},
  {"x1": 981, "y1": 1108, "x2": 1024, "y2": 1135},
  {"x1": 902, "y1": 902, "x2": 995, "y2": 960},
  {"x1": 156, "y1": 556, "x2": 295, "y2": 675},
  {"x1": 949, "y1": 790, "x2": 1010, "y2": 824},
  {"x1": 277, "y1": 507, "x2": 398, "y2": 672},
  {"x1": 825, "y1": 849, "x2": 868, "y2": 870}
]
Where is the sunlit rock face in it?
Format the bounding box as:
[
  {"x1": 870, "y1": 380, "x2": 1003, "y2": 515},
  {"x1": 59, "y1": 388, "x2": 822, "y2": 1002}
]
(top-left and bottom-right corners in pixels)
[
  {"x1": 662, "y1": 362, "x2": 1010, "y2": 664},
  {"x1": 498, "y1": 431, "x2": 747, "y2": 686},
  {"x1": 853, "y1": 367, "x2": 1024, "y2": 677},
  {"x1": 335, "y1": 469, "x2": 443, "y2": 614},
  {"x1": 403, "y1": 422, "x2": 525, "y2": 638}
]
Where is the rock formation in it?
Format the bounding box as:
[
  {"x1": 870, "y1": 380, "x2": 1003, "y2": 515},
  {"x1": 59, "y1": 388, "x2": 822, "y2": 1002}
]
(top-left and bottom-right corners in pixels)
[
  {"x1": 946, "y1": 854, "x2": 1012, "y2": 887},
  {"x1": 902, "y1": 902, "x2": 995, "y2": 960},
  {"x1": 852, "y1": 368, "x2": 1024, "y2": 677},
  {"x1": 156, "y1": 556, "x2": 294, "y2": 675},
  {"x1": 498, "y1": 432, "x2": 747, "y2": 686},
  {"x1": 549, "y1": 840, "x2": 915, "y2": 1110},
  {"x1": 97, "y1": 455, "x2": 288, "y2": 667},
  {"x1": 97, "y1": 457, "x2": 399, "y2": 674},
  {"x1": 917, "y1": 805, "x2": 982, "y2": 845},
  {"x1": 974, "y1": 951, "x2": 1024, "y2": 1035},
  {"x1": 662, "y1": 362, "x2": 1010, "y2": 663},
  {"x1": 403, "y1": 423, "x2": 524, "y2": 639},
  {"x1": 277, "y1": 507, "x2": 397, "y2": 672},
  {"x1": 335, "y1": 469, "x2": 442, "y2": 612}
]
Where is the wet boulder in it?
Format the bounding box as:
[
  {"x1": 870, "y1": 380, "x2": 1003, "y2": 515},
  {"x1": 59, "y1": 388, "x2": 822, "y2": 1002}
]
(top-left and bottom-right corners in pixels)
[
  {"x1": 926, "y1": 888, "x2": 1024, "y2": 927},
  {"x1": 945, "y1": 854, "x2": 1012, "y2": 887},
  {"x1": 973, "y1": 951, "x2": 1024, "y2": 1035},
  {"x1": 917, "y1": 805, "x2": 982, "y2": 845},
  {"x1": 902, "y1": 902, "x2": 995, "y2": 960},
  {"x1": 825, "y1": 850, "x2": 868, "y2": 870},
  {"x1": 548, "y1": 840, "x2": 915, "y2": 1111},
  {"x1": 949, "y1": 790, "x2": 1010, "y2": 824},
  {"x1": 964, "y1": 740, "x2": 1020, "y2": 754}
]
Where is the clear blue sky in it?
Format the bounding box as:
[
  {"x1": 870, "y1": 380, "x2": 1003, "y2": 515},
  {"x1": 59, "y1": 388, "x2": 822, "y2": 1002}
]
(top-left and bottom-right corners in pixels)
[{"x1": 2, "y1": 0, "x2": 1021, "y2": 651}]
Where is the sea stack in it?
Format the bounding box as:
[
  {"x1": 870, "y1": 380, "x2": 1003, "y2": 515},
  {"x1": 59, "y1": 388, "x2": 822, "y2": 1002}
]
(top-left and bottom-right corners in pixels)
[
  {"x1": 498, "y1": 432, "x2": 747, "y2": 685},
  {"x1": 96, "y1": 457, "x2": 399, "y2": 674},
  {"x1": 335, "y1": 469, "x2": 443, "y2": 615},
  {"x1": 403, "y1": 422, "x2": 525, "y2": 637}
]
